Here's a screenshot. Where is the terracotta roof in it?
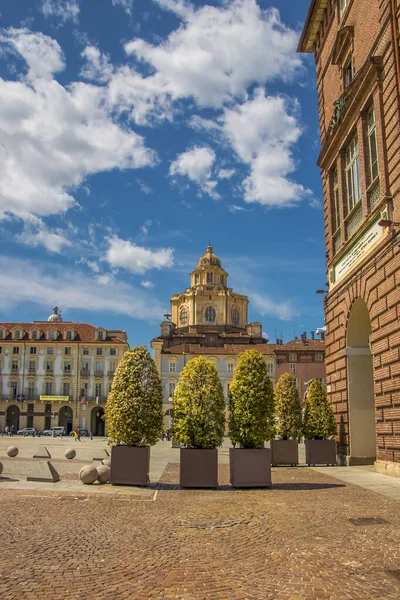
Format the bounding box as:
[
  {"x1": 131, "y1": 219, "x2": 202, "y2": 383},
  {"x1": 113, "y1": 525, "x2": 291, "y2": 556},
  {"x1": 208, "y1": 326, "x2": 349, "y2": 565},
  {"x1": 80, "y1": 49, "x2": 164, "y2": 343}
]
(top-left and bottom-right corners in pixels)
[
  {"x1": 275, "y1": 339, "x2": 325, "y2": 351},
  {"x1": 161, "y1": 343, "x2": 276, "y2": 356},
  {"x1": 0, "y1": 322, "x2": 127, "y2": 344}
]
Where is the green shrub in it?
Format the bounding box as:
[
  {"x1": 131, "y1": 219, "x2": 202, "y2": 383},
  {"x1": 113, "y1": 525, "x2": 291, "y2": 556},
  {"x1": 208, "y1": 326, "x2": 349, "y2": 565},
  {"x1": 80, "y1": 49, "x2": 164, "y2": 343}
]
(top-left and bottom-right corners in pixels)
[
  {"x1": 171, "y1": 356, "x2": 225, "y2": 449},
  {"x1": 228, "y1": 350, "x2": 275, "y2": 448},
  {"x1": 303, "y1": 379, "x2": 337, "y2": 440},
  {"x1": 105, "y1": 346, "x2": 163, "y2": 446},
  {"x1": 274, "y1": 373, "x2": 302, "y2": 440}
]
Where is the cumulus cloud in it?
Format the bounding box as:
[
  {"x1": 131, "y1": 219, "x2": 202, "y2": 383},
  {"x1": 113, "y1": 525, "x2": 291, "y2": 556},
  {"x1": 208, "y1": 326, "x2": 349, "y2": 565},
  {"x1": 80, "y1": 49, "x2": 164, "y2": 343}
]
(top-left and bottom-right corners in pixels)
[
  {"x1": 41, "y1": 0, "x2": 80, "y2": 23},
  {"x1": 18, "y1": 220, "x2": 71, "y2": 254},
  {"x1": 80, "y1": 46, "x2": 113, "y2": 83},
  {"x1": 0, "y1": 28, "x2": 156, "y2": 223},
  {"x1": 170, "y1": 146, "x2": 219, "y2": 199},
  {"x1": 218, "y1": 168, "x2": 235, "y2": 180},
  {"x1": 0, "y1": 256, "x2": 165, "y2": 321},
  {"x1": 105, "y1": 236, "x2": 174, "y2": 274},
  {"x1": 222, "y1": 88, "x2": 311, "y2": 207},
  {"x1": 141, "y1": 280, "x2": 154, "y2": 289}
]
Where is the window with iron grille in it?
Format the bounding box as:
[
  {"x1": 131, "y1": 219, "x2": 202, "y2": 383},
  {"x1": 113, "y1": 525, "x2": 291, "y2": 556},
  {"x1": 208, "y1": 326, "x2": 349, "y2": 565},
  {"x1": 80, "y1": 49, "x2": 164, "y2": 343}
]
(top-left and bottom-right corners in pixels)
[{"x1": 345, "y1": 136, "x2": 362, "y2": 212}]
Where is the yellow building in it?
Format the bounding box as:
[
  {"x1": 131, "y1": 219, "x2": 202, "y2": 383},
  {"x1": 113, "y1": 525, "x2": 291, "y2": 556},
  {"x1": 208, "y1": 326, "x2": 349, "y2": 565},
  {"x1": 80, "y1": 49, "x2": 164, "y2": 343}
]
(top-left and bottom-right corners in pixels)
[
  {"x1": 0, "y1": 307, "x2": 128, "y2": 435},
  {"x1": 151, "y1": 246, "x2": 276, "y2": 430}
]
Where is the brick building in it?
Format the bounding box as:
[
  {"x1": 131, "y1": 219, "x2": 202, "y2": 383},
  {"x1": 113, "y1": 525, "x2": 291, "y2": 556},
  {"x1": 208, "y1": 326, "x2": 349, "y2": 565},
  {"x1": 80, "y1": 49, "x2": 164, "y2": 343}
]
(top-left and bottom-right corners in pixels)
[
  {"x1": 299, "y1": 1, "x2": 400, "y2": 473},
  {"x1": 0, "y1": 308, "x2": 128, "y2": 434},
  {"x1": 275, "y1": 334, "x2": 326, "y2": 402}
]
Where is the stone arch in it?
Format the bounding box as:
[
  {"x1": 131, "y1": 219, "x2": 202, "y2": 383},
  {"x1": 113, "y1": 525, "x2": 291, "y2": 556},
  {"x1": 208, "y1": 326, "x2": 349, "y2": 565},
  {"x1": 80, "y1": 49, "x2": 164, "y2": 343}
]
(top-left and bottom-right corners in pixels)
[
  {"x1": 59, "y1": 405, "x2": 73, "y2": 434},
  {"x1": 91, "y1": 406, "x2": 105, "y2": 436},
  {"x1": 6, "y1": 405, "x2": 20, "y2": 431},
  {"x1": 346, "y1": 298, "x2": 376, "y2": 464}
]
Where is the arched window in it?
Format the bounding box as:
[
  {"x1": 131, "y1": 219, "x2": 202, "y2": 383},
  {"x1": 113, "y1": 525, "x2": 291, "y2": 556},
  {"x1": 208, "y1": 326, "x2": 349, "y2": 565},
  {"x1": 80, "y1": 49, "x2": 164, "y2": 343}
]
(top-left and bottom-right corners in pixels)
[
  {"x1": 15, "y1": 330, "x2": 20, "y2": 339},
  {"x1": 205, "y1": 306, "x2": 216, "y2": 324},
  {"x1": 49, "y1": 330, "x2": 55, "y2": 340},
  {"x1": 180, "y1": 307, "x2": 188, "y2": 326},
  {"x1": 66, "y1": 330, "x2": 72, "y2": 340},
  {"x1": 231, "y1": 308, "x2": 240, "y2": 327},
  {"x1": 98, "y1": 331, "x2": 103, "y2": 340},
  {"x1": 32, "y1": 330, "x2": 37, "y2": 340}
]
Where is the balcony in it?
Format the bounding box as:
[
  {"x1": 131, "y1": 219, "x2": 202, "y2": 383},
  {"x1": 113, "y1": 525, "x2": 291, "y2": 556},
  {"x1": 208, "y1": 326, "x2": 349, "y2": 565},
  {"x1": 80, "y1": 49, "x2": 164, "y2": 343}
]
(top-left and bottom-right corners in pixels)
[
  {"x1": 108, "y1": 370, "x2": 115, "y2": 377},
  {"x1": 94, "y1": 370, "x2": 104, "y2": 377},
  {"x1": 63, "y1": 368, "x2": 72, "y2": 375},
  {"x1": 11, "y1": 367, "x2": 19, "y2": 374},
  {"x1": 28, "y1": 368, "x2": 36, "y2": 374},
  {"x1": 81, "y1": 369, "x2": 90, "y2": 376},
  {"x1": 83, "y1": 396, "x2": 107, "y2": 403},
  {"x1": 45, "y1": 368, "x2": 54, "y2": 375}
]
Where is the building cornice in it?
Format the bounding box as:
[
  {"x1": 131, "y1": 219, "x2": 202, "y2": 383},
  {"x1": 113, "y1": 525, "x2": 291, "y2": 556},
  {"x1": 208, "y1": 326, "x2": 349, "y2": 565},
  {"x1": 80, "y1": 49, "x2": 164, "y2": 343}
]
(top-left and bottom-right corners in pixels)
[{"x1": 298, "y1": 0, "x2": 328, "y2": 53}]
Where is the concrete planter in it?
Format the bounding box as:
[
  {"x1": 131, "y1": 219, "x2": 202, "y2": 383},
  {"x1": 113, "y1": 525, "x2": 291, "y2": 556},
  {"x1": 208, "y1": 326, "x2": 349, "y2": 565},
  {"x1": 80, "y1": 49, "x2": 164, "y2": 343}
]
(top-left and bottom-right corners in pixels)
[
  {"x1": 111, "y1": 445, "x2": 150, "y2": 486},
  {"x1": 270, "y1": 440, "x2": 299, "y2": 466},
  {"x1": 305, "y1": 439, "x2": 337, "y2": 466},
  {"x1": 180, "y1": 448, "x2": 218, "y2": 488},
  {"x1": 229, "y1": 447, "x2": 272, "y2": 488}
]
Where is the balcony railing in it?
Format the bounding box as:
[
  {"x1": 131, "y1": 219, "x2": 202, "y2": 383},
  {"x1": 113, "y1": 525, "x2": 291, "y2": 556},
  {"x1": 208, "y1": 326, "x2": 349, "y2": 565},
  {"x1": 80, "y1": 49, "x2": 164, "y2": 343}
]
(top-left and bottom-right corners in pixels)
[
  {"x1": 81, "y1": 396, "x2": 107, "y2": 403},
  {"x1": 63, "y1": 368, "x2": 72, "y2": 375},
  {"x1": 11, "y1": 368, "x2": 19, "y2": 374},
  {"x1": 94, "y1": 370, "x2": 104, "y2": 376},
  {"x1": 81, "y1": 369, "x2": 90, "y2": 376},
  {"x1": 45, "y1": 368, "x2": 54, "y2": 374},
  {"x1": 28, "y1": 368, "x2": 36, "y2": 374},
  {"x1": 108, "y1": 370, "x2": 115, "y2": 377}
]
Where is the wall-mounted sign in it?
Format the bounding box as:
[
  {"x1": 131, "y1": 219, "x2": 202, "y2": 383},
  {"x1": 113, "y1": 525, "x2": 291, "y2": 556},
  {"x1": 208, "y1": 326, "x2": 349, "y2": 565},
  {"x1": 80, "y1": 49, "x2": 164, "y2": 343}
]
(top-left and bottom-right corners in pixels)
[
  {"x1": 330, "y1": 219, "x2": 384, "y2": 287},
  {"x1": 39, "y1": 395, "x2": 69, "y2": 402}
]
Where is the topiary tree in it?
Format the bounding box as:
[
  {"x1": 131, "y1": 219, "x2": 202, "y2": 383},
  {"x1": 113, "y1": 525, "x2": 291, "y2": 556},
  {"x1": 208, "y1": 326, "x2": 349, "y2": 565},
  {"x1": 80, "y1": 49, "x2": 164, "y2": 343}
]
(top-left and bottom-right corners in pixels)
[
  {"x1": 303, "y1": 379, "x2": 337, "y2": 440},
  {"x1": 171, "y1": 356, "x2": 225, "y2": 449},
  {"x1": 105, "y1": 346, "x2": 163, "y2": 446},
  {"x1": 228, "y1": 350, "x2": 275, "y2": 448},
  {"x1": 274, "y1": 373, "x2": 302, "y2": 440}
]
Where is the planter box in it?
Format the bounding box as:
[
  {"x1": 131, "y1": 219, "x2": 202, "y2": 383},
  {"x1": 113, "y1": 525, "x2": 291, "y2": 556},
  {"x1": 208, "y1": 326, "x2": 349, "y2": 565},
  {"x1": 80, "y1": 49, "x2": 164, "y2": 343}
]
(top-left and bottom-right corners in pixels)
[
  {"x1": 305, "y1": 439, "x2": 336, "y2": 466},
  {"x1": 270, "y1": 440, "x2": 299, "y2": 466},
  {"x1": 111, "y1": 445, "x2": 150, "y2": 486},
  {"x1": 180, "y1": 448, "x2": 218, "y2": 488},
  {"x1": 230, "y1": 447, "x2": 271, "y2": 488}
]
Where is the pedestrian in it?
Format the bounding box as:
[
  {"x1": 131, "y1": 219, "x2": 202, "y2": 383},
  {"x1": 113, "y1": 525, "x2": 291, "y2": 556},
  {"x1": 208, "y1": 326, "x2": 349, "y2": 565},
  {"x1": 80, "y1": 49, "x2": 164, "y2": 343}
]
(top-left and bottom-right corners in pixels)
[
  {"x1": 73, "y1": 429, "x2": 78, "y2": 442},
  {"x1": 77, "y1": 429, "x2": 81, "y2": 442},
  {"x1": 10, "y1": 425, "x2": 14, "y2": 436},
  {"x1": 4, "y1": 425, "x2": 8, "y2": 436},
  {"x1": 89, "y1": 431, "x2": 93, "y2": 441}
]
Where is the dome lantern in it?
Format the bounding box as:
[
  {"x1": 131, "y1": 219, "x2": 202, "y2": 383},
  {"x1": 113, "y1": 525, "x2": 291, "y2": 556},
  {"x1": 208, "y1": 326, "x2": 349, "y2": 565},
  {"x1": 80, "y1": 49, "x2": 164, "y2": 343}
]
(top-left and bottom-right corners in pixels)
[{"x1": 48, "y1": 306, "x2": 62, "y2": 322}]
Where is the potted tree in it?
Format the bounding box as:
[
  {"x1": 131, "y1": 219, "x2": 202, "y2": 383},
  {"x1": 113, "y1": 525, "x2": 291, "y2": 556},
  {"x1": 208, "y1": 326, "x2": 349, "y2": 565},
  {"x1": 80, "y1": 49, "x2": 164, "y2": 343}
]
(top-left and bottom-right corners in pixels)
[
  {"x1": 303, "y1": 379, "x2": 337, "y2": 466},
  {"x1": 271, "y1": 373, "x2": 302, "y2": 466},
  {"x1": 105, "y1": 346, "x2": 163, "y2": 485},
  {"x1": 172, "y1": 356, "x2": 225, "y2": 488},
  {"x1": 228, "y1": 350, "x2": 275, "y2": 487}
]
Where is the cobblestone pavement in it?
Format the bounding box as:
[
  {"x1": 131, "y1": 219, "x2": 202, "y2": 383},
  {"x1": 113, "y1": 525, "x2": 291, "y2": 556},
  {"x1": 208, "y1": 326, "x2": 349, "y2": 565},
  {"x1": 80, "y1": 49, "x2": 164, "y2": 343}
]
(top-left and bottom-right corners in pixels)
[{"x1": 1, "y1": 462, "x2": 400, "y2": 600}]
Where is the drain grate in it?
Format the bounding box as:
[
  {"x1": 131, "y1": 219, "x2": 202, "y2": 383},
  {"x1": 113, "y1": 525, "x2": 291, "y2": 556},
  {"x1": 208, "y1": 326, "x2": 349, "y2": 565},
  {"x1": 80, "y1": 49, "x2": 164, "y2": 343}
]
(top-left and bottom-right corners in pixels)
[
  {"x1": 348, "y1": 517, "x2": 388, "y2": 526},
  {"x1": 386, "y1": 570, "x2": 400, "y2": 583}
]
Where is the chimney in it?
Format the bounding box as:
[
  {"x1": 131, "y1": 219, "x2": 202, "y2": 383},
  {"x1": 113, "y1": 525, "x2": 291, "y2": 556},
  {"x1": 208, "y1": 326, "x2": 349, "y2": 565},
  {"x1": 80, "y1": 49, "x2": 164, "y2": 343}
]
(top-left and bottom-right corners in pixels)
[
  {"x1": 301, "y1": 332, "x2": 306, "y2": 342},
  {"x1": 311, "y1": 331, "x2": 315, "y2": 340}
]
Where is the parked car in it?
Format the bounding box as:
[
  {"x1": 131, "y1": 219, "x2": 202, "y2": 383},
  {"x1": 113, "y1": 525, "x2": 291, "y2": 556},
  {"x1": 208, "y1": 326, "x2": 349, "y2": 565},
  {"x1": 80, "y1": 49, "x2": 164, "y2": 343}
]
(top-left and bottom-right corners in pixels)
[
  {"x1": 69, "y1": 428, "x2": 89, "y2": 437},
  {"x1": 17, "y1": 428, "x2": 38, "y2": 436},
  {"x1": 42, "y1": 426, "x2": 66, "y2": 436}
]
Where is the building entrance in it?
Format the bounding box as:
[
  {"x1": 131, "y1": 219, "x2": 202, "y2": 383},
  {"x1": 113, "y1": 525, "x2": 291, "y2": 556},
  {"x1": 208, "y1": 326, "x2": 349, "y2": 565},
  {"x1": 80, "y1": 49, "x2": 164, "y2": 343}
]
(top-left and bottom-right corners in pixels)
[
  {"x1": 91, "y1": 406, "x2": 105, "y2": 436},
  {"x1": 6, "y1": 405, "x2": 20, "y2": 431},
  {"x1": 59, "y1": 405, "x2": 73, "y2": 434},
  {"x1": 346, "y1": 298, "x2": 376, "y2": 464}
]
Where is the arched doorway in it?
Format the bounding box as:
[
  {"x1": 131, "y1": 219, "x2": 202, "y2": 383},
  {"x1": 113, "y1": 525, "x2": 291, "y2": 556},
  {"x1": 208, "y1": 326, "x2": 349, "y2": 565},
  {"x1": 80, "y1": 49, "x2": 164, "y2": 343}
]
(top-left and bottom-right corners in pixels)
[
  {"x1": 91, "y1": 406, "x2": 105, "y2": 436},
  {"x1": 346, "y1": 298, "x2": 376, "y2": 464},
  {"x1": 6, "y1": 405, "x2": 20, "y2": 431},
  {"x1": 59, "y1": 405, "x2": 73, "y2": 434}
]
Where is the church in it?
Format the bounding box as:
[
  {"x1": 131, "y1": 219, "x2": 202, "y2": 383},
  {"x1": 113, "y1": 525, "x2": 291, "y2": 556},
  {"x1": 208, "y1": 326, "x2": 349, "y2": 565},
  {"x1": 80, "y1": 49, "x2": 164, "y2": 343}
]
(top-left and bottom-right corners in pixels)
[{"x1": 151, "y1": 245, "x2": 276, "y2": 429}]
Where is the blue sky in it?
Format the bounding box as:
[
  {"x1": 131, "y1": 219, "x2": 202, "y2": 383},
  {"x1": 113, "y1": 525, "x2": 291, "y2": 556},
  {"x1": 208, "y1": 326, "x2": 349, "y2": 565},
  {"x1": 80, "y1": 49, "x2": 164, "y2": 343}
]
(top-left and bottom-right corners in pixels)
[{"x1": 0, "y1": 0, "x2": 325, "y2": 347}]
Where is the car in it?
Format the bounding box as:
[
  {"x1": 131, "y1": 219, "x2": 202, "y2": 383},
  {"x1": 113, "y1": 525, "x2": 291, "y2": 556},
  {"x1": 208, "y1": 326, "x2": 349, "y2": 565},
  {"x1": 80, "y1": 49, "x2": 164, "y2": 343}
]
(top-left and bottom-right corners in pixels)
[
  {"x1": 69, "y1": 428, "x2": 89, "y2": 437},
  {"x1": 42, "y1": 426, "x2": 66, "y2": 436},
  {"x1": 17, "y1": 427, "x2": 38, "y2": 436}
]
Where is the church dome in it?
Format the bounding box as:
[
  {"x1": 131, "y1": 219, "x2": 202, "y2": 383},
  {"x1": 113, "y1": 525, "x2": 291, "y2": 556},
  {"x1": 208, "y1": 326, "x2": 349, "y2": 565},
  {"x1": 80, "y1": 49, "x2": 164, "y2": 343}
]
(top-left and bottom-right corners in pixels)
[
  {"x1": 197, "y1": 245, "x2": 221, "y2": 267},
  {"x1": 48, "y1": 306, "x2": 62, "y2": 322}
]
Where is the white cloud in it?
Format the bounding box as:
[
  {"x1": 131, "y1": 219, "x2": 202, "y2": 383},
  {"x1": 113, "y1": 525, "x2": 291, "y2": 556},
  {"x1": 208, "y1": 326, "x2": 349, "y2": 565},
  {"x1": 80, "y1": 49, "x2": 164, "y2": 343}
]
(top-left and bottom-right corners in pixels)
[
  {"x1": 222, "y1": 88, "x2": 311, "y2": 207},
  {"x1": 122, "y1": 0, "x2": 302, "y2": 116},
  {"x1": 0, "y1": 256, "x2": 165, "y2": 321},
  {"x1": 80, "y1": 46, "x2": 113, "y2": 83},
  {"x1": 137, "y1": 180, "x2": 152, "y2": 194},
  {"x1": 41, "y1": 0, "x2": 80, "y2": 23},
  {"x1": 140, "y1": 219, "x2": 152, "y2": 235},
  {"x1": 18, "y1": 218, "x2": 71, "y2": 253},
  {"x1": 105, "y1": 236, "x2": 174, "y2": 274},
  {"x1": 250, "y1": 292, "x2": 295, "y2": 321},
  {"x1": 170, "y1": 146, "x2": 219, "y2": 199},
  {"x1": 218, "y1": 168, "x2": 235, "y2": 180},
  {"x1": 111, "y1": 0, "x2": 134, "y2": 15},
  {"x1": 0, "y1": 28, "x2": 157, "y2": 223},
  {"x1": 141, "y1": 280, "x2": 154, "y2": 289},
  {"x1": 228, "y1": 204, "x2": 247, "y2": 213},
  {"x1": 77, "y1": 257, "x2": 101, "y2": 273}
]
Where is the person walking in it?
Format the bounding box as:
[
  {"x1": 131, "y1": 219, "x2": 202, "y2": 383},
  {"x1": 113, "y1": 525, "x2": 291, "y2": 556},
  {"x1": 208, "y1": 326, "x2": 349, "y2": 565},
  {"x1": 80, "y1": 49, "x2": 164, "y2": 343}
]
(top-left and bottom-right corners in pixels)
[
  {"x1": 73, "y1": 429, "x2": 78, "y2": 442},
  {"x1": 89, "y1": 431, "x2": 93, "y2": 441},
  {"x1": 4, "y1": 425, "x2": 8, "y2": 437},
  {"x1": 77, "y1": 429, "x2": 81, "y2": 442}
]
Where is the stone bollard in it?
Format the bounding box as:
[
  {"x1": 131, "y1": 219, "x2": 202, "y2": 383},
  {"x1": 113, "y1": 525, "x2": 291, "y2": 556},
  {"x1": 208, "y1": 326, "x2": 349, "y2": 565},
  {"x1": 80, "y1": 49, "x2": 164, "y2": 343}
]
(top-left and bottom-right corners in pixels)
[
  {"x1": 96, "y1": 464, "x2": 111, "y2": 484},
  {"x1": 64, "y1": 448, "x2": 76, "y2": 460},
  {"x1": 7, "y1": 446, "x2": 18, "y2": 458},
  {"x1": 80, "y1": 465, "x2": 98, "y2": 485}
]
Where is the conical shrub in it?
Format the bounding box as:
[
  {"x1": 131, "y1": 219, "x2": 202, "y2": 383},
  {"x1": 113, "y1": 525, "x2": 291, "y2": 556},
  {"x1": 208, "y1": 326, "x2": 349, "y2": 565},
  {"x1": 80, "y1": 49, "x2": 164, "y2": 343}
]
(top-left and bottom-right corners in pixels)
[
  {"x1": 171, "y1": 356, "x2": 225, "y2": 449},
  {"x1": 228, "y1": 350, "x2": 275, "y2": 448},
  {"x1": 105, "y1": 346, "x2": 163, "y2": 446},
  {"x1": 274, "y1": 373, "x2": 302, "y2": 440},
  {"x1": 303, "y1": 379, "x2": 337, "y2": 440}
]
